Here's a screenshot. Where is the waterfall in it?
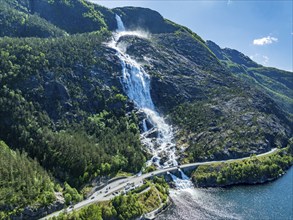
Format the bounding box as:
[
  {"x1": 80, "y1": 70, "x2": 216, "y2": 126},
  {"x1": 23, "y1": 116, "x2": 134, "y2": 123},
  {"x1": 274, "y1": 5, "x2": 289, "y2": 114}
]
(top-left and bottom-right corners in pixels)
[
  {"x1": 108, "y1": 14, "x2": 195, "y2": 189},
  {"x1": 117, "y1": 53, "x2": 155, "y2": 110},
  {"x1": 179, "y1": 169, "x2": 190, "y2": 180},
  {"x1": 109, "y1": 15, "x2": 178, "y2": 168},
  {"x1": 142, "y1": 119, "x2": 148, "y2": 132},
  {"x1": 115, "y1": 14, "x2": 125, "y2": 32},
  {"x1": 170, "y1": 172, "x2": 194, "y2": 189}
]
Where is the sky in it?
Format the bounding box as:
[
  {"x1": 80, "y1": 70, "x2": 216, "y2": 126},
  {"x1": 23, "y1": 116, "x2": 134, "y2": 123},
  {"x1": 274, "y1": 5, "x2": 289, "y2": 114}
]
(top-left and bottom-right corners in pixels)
[{"x1": 89, "y1": 0, "x2": 293, "y2": 72}]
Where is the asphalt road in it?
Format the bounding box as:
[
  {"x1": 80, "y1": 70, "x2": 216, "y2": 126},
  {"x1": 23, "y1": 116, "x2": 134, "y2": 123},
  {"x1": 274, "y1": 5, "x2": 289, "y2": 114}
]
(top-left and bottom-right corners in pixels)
[{"x1": 41, "y1": 148, "x2": 277, "y2": 219}]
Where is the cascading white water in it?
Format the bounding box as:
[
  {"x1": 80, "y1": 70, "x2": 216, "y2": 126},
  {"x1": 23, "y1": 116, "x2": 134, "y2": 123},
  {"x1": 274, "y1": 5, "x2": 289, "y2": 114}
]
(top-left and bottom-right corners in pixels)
[
  {"x1": 109, "y1": 15, "x2": 193, "y2": 189},
  {"x1": 115, "y1": 14, "x2": 125, "y2": 32},
  {"x1": 170, "y1": 173, "x2": 194, "y2": 189},
  {"x1": 142, "y1": 119, "x2": 148, "y2": 132},
  {"x1": 109, "y1": 15, "x2": 178, "y2": 168},
  {"x1": 109, "y1": 14, "x2": 194, "y2": 189},
  {"x1": 179, "y1": 169, "x2": 190, "y2": 180}
]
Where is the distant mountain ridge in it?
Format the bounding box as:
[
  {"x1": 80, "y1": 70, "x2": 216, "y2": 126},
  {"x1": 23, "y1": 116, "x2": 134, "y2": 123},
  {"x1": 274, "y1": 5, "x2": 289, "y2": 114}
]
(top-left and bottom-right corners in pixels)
[{"x1": 207, "y1": 40, "x2": 293, "y2": 114}]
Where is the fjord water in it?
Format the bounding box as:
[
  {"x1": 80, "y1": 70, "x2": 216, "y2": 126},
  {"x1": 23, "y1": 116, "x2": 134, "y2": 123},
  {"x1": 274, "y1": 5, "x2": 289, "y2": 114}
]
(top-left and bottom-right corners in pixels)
[
  {"x1": 110, "y1": 15, "x2": 178, "y2": 168},
  {"x1": 158, "y1": 167, "x2": 293, "y2": 220}
]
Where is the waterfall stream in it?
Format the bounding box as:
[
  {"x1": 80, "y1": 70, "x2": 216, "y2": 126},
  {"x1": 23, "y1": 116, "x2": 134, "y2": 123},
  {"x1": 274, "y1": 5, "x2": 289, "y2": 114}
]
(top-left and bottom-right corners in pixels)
[
  {"x1": 170, "y1": 173, "x2": 194, "y2": 189},
  {"x1": 109, "y1": 15, "x2": 192, "y2": 188}
]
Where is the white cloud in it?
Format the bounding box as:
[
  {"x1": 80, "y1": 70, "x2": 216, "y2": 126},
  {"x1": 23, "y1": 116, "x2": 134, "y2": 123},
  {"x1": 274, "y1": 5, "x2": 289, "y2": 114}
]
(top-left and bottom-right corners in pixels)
[
  {"x1": 227, "y1": 0, "x2": 232, "y2": 5},
  {"x1": 253, "y1": 36, "x2": 278, "y2": 46}
]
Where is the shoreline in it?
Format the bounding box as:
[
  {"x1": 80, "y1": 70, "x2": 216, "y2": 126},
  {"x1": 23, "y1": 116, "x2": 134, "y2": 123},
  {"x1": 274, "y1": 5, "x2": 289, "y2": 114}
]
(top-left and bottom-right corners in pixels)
[
  {"x1": 190, "y1": 147, "x2": 292, "y2": 188},
  {"x1": 193, "y1": 165, "x2": 291, "y2": 188}
]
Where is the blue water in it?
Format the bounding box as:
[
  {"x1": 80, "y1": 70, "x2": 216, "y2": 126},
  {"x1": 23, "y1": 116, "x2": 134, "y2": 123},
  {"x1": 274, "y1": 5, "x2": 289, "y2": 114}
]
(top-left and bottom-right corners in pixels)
[{"x1": 157, "y1": 167, "x2": 293, "y2": 220}]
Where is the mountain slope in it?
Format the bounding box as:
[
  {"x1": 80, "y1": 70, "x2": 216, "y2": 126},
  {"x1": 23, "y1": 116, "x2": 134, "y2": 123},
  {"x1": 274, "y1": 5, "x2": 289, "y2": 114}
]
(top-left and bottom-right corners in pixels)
[
  {"x1": 0, "y1": 140, "x2": 60, "y2": 219},
  {"x1": 207, "y1": 40, "x2": 293, "y2": 114},
  {"x1": 0, "y1": 0, "x2": 66, "y2": 38},
  {"x1": 0, "y1": 1, "x2": 292, "y2": 218},
  {"x1": 2, "y1": 0, "x2": 116, "y2": 34},
  {"x1": 0, "y1": 0, "x2": 291, "y2": 186},
  {"x1": 114, "y1": 32, "x2": 291, "y2": 163},
  {"x1": 0, "y1": 31, "x2": 146, "y2": 189}
]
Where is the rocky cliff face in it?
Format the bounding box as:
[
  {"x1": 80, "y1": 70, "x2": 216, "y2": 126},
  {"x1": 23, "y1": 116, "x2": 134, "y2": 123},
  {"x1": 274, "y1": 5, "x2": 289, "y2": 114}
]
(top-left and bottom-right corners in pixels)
[
  {"x1": 108, "y1": 31, "x2": 292, "y2": 162},
  {"x1": 206, "y1": 40, "x2": 260, "y2": 68}
]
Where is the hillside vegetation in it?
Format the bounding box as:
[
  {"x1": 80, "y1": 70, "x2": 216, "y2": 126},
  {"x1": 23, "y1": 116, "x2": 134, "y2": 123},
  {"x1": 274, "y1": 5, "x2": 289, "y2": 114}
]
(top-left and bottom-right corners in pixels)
[
  {"x1": 0, "y1": 30, "x2": 146, "y2": 188},
  {"x1": 0, "y1": 0, "x2": 115, "y2": 35},
  {"x1": 192, "y1": 144, "x2": 293, "y2": 187},
  {"x1": 0, "y1": 0, "x2": 66, "y2": 38},
  {"x1": 0, "y1": 141, "x2": 57, "y2": 219},
  {"x1": 207, "y1": 40, "x2": 293, "y2": 114}
]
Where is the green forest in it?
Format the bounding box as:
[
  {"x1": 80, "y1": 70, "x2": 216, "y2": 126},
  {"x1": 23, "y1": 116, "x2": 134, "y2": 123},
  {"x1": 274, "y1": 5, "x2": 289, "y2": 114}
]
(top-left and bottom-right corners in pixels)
[
  {"x1": 0, "y1": 31, "x2": 147, "y2": 187},
  {"x1": 0, "y1": 140, "x2": 56, "y2": 218}
]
